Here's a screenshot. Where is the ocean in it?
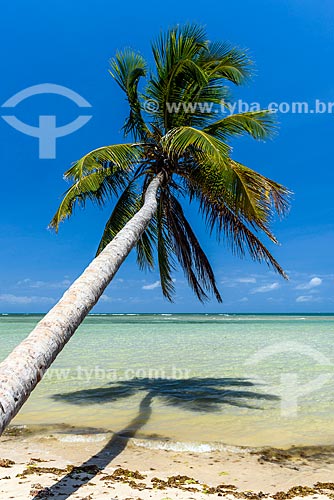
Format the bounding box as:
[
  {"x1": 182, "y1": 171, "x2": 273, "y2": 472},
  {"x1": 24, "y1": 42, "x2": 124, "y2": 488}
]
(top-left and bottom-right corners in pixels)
[{"x1": 0, "y1": 313, "x2": 333, "y2": 449}]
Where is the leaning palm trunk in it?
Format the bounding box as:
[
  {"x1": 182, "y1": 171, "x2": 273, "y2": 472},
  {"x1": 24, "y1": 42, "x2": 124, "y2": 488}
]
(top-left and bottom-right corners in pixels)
[{"x1": 0, "y1": 175, "x2": 162, "y2": 436}]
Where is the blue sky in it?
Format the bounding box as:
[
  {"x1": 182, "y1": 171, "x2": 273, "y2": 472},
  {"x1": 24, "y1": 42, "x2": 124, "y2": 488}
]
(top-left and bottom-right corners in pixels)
[{"x1": 1, "y1": 0, "x2": 333, "y2": 313}]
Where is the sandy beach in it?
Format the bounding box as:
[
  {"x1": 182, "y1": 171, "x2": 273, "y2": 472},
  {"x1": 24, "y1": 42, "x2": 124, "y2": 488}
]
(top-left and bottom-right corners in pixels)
[{"x1": 1, "y1": 426, "x2": 334, "y2": 500}]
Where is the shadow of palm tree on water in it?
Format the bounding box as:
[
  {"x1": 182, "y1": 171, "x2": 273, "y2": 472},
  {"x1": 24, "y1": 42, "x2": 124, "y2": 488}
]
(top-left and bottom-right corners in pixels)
[{"x1": 33, "y1": 377, "x2": 279, "y2": 499}]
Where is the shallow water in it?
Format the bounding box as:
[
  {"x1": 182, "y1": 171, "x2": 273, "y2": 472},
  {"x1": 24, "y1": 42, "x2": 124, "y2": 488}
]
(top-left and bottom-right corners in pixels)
[{"x1": 0, "y1": 313, "x2": 333, "y2": 448}]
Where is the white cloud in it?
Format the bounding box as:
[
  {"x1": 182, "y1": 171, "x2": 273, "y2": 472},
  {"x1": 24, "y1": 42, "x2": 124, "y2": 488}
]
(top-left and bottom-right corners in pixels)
[
  {"x1": 237, "y1": 278, "x2": 257, "y2": 284},
  {"x1": 16, "y1": 278, "x2": 71, "y2": 289},
  {"x1": 296, "y1": 295, "x2": 321, "y2": 303},
  {"x1": 99, "y1": 294, "x2": 113, "y2": 303},
  {"x1": 0, "y1": 294, "x2": 55, "y2": 305},
  {"x1": 142, "y1": 281, "x2": 161, "y2": 290},
  {"x1": 221, "y1": 276, "x2": 256, "y2": 287},
  {"x1": 239, "y1": 297, "x2": 249, "y2": 302},
  {"x1": 221, "y1": 279, "x2": 237, "y2": 288},
  {"x1": 251, "y1": 282, "x2": 280, "y2": 294},
  {"x1": 99, "y1": 294, "x2": 123, "y2": 303},
  {"x1": 16, "y1": 278, "x2": 31, "y2": 285},
  {"x1": 295, "y1": 277, "x2": 322, "y2": 290}
]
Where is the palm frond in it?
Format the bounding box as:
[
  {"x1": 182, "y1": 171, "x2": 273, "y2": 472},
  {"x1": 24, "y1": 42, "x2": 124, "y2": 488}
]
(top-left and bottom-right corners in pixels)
[
  {"x1": 203, "y1": 111, "x2": 277, "y2": 141},
  {"x1": 199, "y1": 41, "x2": 253, "y2": 84},
  {"x1": 136, "y1": 219, "x2": 157, "y2": 271},
  {"x1": 109, "y1": 50, "x2": 149, "y2": 139},
  {"x1": 147, "y1": 24, "x2": 211, "y2": 130},
  {"x1": 186, "y1": 179, "x2": 288, "y2": 277},
  {"x1": 183, "y1": 157, "x2": 290, "y2": 241},
  {"x1": 152, "y1": 24, "x2": 207, "y2": 74},
  {"x1": 166, "y1": 195, "x2": 222, "y2": 302},
  {"x1": 206, "y1": 197, "x2": 288, "y2": 277},
  {"x1": 162, "y1": 126, "x2": 230, "y2": 161},
  {"x1": 147, "y1": 27, "x2": 251, "y2": 130},
  {"x1": 156, "y1": 195, "x2": 176, "y2": 300},
  {"x1": 65, "y1": 144, "x2": 142, "y2": 181},
  {"x1": 50, "y1": 167, "x2": 129, "y2": 231},
  {"x1": 231, "y1": 161, "x2": 291, "y2": 219},
  {"x1": 162, "y1": 59, "x2": 209, "y2": 129}
]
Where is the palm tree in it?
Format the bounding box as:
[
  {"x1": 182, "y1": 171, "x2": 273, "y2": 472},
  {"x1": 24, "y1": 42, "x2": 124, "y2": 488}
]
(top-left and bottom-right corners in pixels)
[{"x1": 0, "y1": 24, "x2": 290, "y2": 435}]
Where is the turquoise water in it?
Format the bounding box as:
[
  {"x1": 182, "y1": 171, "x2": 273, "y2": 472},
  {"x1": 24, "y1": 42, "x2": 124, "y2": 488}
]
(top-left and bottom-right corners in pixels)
[{"x1": 0, "y1": 313, "x2": 333, "y2": 448}]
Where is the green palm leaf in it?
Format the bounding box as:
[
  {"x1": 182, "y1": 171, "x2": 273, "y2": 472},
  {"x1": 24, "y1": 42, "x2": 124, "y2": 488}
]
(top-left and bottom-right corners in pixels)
[
  {"x1": 50, "y1": 167, "x2": 129, "y2": 231},
  {"x1": 109, "y1": 50, "x2": 149, "y2": 139},
  {"x1": 151, "y1": 24, "x2": 207, "y2": 74},
  {"x1": 65, "y1": 144, "x2": 142, "y2": 181},
  {"x1": 203, "y1": 111, "x2": 277, "y2": 141},
  {"x1": 162, "y1": 126, "x2": 230, "y2": 161},
  {"x1": 199, "y1": 41, "x2": 252, "y2": 84},
  {"x1": 231, "y1": 161, "x2": 291, "y2": 219},
  {"x1": 166, "y1": 195, "x2": 222, "y2": 302},
  {"x1": 148, "y1": 58, "x2": 209, "y2": 130},
  {"x1": 136, "y1": 219, "x2": 157, "y2": 271},
  {"x1": 148, "y1": 25, "x2": 212, "y2": 130},
  {"x1": 192, "y1": 187, "x2": 288, "y2": 277},
  {"x1": 184, "y1": 157, "x2": 290, "y2": 241},
  {"x1": 156, "y1": 195, "x2": 176, "y2": 301}
]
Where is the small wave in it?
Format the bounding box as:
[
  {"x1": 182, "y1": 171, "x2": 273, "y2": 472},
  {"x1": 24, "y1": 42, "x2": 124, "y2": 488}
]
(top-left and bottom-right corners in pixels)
[
  {"x1": 131, "y1": 437, "x2": 249, "y2": 454},
  {"x1": 23, "y1": 424, "x2": 250, "y2": 453},
  {"x1": 57, "y1": 433, "x2": 109, "y2": 443},
  {"x1": 40, "y1": 427, "x2": 247, "y2": 452}
]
